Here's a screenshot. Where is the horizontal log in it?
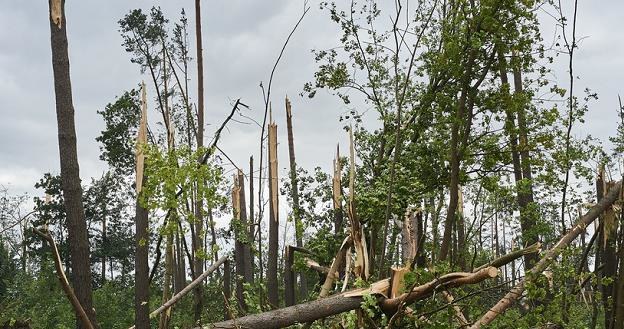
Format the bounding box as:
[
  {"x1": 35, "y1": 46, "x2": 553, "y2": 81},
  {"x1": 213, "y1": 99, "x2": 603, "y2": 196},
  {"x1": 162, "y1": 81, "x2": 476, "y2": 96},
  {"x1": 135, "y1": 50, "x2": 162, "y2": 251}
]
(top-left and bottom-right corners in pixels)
[{"x1": 203, "y1": 266, "x2": 498, "y2": 329}]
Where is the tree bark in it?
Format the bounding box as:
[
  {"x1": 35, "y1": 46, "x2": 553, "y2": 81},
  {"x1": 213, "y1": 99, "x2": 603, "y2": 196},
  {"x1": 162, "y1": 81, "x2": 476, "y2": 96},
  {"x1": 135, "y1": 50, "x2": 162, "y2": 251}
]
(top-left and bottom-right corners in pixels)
[
  {"x1": 47, "y1": 1, "x2": 97, "y2": 327},
  {"x1": 223, "y1": 259, "x2": 231, "y2": 321},
  {"x1": 511, "y1": 57, "x2": 539, "y2": 269},
  {"x1": 193, "y1": 0, "x2": 206, "y2": 322},
  {"x1": 135, "y1": 192, "x2": 150, "y2": 329},
  {"x1": 284, "y1": 246, "x2": 295, "y2": 306}
]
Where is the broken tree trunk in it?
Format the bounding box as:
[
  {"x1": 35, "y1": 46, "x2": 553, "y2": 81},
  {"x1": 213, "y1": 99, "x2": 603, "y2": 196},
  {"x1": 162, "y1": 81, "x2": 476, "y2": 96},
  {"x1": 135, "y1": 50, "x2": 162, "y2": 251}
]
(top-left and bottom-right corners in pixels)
[
  {"x1": 232, "y1": 172, "x2": 247, "y2": 312},
  {"x1": 469, "y1": 180, "x2": 622, "y2": 329},
  {"x1": 135, "y1": 82, "x2": 150, "y2": 329},
  {"x1": 237, "y1": 170, "x2": 253, "y2": 285},
  {"x1": 203, "y1": 266, "x2": 497, "y2": 329},
  {"x1": 347, "y1": 127, "x2": 369, "y2": 280},
  {"x1": 267, "y1": 121, "x2": 280, "y2": 308}
]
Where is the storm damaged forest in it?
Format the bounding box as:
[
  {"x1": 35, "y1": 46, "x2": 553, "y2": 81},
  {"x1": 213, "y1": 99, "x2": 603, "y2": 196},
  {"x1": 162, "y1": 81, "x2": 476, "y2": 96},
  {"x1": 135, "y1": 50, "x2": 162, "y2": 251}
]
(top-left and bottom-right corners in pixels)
[{"x1": 3, "y1": 0, "x2": 624, "y2": 328}]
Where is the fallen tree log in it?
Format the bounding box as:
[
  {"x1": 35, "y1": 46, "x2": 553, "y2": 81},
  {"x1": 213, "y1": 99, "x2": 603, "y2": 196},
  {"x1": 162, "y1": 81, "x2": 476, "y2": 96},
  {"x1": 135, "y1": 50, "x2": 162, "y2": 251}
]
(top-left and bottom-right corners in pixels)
[
  {"x1": 203, "y1": 267, "x2": 497, "y2": 329},
  {"x1": 469, "y1": 180, "x2": 622, "y2": 329}
]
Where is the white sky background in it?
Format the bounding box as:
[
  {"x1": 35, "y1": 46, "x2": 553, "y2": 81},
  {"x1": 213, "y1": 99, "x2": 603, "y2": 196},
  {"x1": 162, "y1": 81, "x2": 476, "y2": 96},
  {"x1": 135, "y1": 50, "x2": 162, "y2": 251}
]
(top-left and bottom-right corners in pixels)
[{"x1": 1, "y1": 1, "x2": 623, "y2": 240}]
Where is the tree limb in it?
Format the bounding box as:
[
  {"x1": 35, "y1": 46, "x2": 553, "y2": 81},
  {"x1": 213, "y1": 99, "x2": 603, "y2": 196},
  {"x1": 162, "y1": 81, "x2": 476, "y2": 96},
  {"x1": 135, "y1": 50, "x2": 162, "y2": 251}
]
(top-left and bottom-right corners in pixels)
[{"x1": 33, "y1": 228, "x2": 95, "y2": 329}]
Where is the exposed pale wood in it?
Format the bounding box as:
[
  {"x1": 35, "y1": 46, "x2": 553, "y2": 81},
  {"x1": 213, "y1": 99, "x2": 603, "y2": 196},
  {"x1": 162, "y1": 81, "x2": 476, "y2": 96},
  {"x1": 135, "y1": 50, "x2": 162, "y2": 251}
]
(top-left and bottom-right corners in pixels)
[
  {"x1": 305, "y1": 258, "x2": 329, "y2": 274},
  {"x1": 320, "y1": 236, "x2": 352, "y2": 298},
  {"x1": 136, "y1": 82, "x2": 147, "y2": 194},
  {"x1": 389, "y1": 267, "x2": 409, "y2": 299},
  {"x1": 401, "y1": 208, "x2": 416, "y2": 266},
  {"x1": 441, "y1": 290, "x2": 469, "y2": 327},
  {"x1": 267, "y1": 121, "x2": 279, "y2": 308},
  {"x1": 50, "y1": 0, "x2": 62, "y2": 27},
  {"x1": 231, "y1": 172, "x2": 246, "y2": 312},
  {"x1": 129, "y1": 256, "x2": 227, "y2": 329}
]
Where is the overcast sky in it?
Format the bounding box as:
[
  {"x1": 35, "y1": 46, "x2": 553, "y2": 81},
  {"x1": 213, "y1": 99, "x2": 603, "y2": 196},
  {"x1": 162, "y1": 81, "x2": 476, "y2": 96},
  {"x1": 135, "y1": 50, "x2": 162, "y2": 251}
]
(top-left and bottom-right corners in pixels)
[{"x1": 1, "y1": 0, "x2": 623, "y2": 206}]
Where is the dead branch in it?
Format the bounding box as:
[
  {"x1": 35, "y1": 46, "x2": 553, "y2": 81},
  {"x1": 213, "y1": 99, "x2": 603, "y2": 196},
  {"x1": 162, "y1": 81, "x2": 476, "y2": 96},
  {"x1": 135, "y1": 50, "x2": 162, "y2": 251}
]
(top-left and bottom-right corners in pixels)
[
  {"x1": 130, "y1": 256, "x2": 227, "y2": 329},
  {"x1": 33, "y1": 228, "x2": 94, "y2": 329},
  {"x1": 320, "y1": 236, "x2": 352, "y2": 298},
  {"x1": 305, "y1": 258, "x2": 329, "y2": 274},
  {"x1": 474, "y1": 241, "x2": 541, "y2": 272}
]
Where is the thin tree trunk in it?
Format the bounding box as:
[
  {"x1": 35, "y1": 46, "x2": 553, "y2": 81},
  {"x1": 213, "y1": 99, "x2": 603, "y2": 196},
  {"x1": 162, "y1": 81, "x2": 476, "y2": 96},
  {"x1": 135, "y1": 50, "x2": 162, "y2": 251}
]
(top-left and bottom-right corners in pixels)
[
  {"x1": 414, "y1": 209, "x2": 426, "y2": 269},
  {"x1": 457, "y1": 187, "x2": 466, "y2": 270},
  {"x1": 511, "y1": 57, "x2": 539, "y2": 269},
  {"x1": 440, "y1": 111, "x2": 461, "y2": 262},
  {"x1": 332, "y1": 145, "x2": 343, "y2": 235},
  {"x1": 285, "y1": 97, "x2": 307, "y2": 300},
  {"x1": 223, "y1": 259, "x2": 231, "y2": 320},
  {"x1": 174, "y1": 229, "x2": 186, "y2": 294},
  {"x1": 232, "y1": 172, "x2": 247, "y2": 312},
  {"x1": 193, "y1": 0, "x2": 206, "y2": 322},
  {"x1": 249, "y1": 156, "x2": 255, "y2": 278},
  {"x1": 238, "y1": 170, "x2": 253, "y2": 285},
  {"x1": 48, "y1": 1, "x2": 97, "y2": 327},
  {"x1": 158, "y1": 232, "x2": 174, "y2": 329},
  {"x1": 267, "y1": 122, "x2": 280, "y2": 308},
  {"x1": 101, "y1": 212, "x2": 106, "y2": 283},
  {"x1": 614, "y1": 216, "x2": 624, "y2": 329},
  {"x1": 284, "y1": 246, "x2": 295, "y2": 306}
]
